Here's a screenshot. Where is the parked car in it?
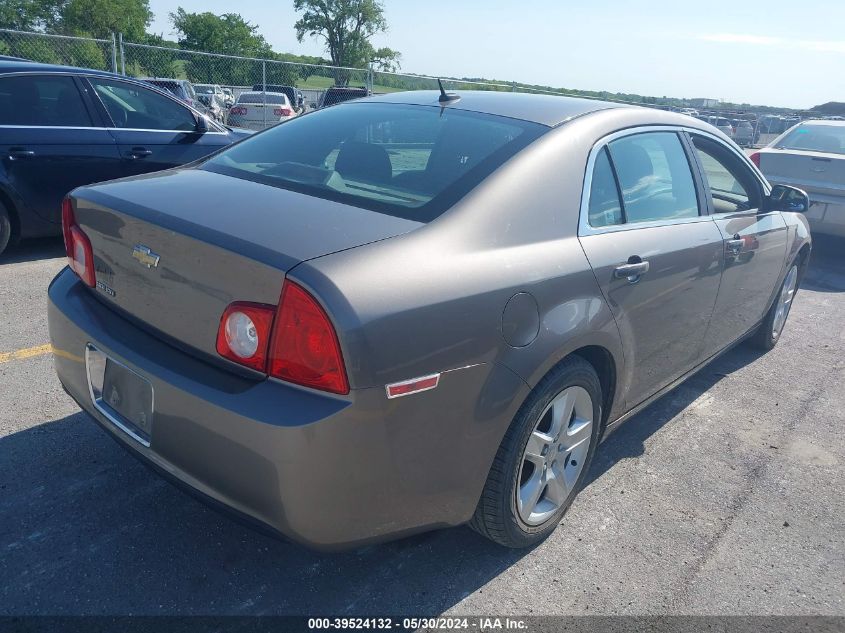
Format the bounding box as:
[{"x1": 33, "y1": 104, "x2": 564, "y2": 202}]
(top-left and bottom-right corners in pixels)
[
  {"x1": 141, "y1": 78, "x2": 198, "y2": 108},
  {"x1": 0, "y1": 60, "x2": 252, "y2": 255},
  {"x1": 48, "y1": 91, "x2": 810, "y2": 550},
  {"x1": 707, "y1": 116, "x2": 734, "y2": 137},
  {"x1": 195, "y1": 83, "x2": 227, "y2": 109},
  {"x1": 751, "y1": 120, "x2": 845, "y2": 237},
  {"x1": 318, "y1": 85, "x2": 369, "y2": 108},
  {"x1": 197, "y1": 94, "x2": 225, "y2": 123},
  {"x1": 678, "y1": 107, "x2": 699, "y2": 116},
  {"x1": 227, "y1": 91, "x2": 297, "y2": 130},
  {"x1": 252, "y1": 84, "x2": 304, "y2": 112},
  {"x1": 222, "y1": 87, "x2": 235, "y2": 108},
  {"x1": 731, "y1": 119, "x2": 754, "y2": 146}
]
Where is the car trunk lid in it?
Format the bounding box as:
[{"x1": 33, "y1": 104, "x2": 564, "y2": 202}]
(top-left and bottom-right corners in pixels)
[
  {"x1": 71, "y1": 168, "x2": 421, "y2": 364},
  {"x1": 760, "y1": 149, "x2": 845, "y2": 201}
]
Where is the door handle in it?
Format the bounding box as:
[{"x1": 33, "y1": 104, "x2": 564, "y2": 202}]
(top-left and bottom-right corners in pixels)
[
  {"x1": 614, "y1": 260, "x2": 650, "y2": 281},
  {"x1": 726, "y1": 237, "x2": 744, "y2": 253},
  {"x1": 8, "y1": 148, "x2": 35, "y2": 160},
  {"x1": 126, "y1": 147, "x2": 153, "y2": 159}
]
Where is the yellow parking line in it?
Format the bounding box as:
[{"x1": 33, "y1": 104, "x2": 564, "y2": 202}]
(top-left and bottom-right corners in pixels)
[{"x1": 0, "y1": 344, "x2": 53, "y2": 364}]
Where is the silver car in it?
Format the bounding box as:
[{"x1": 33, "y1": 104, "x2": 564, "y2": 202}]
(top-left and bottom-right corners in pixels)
[
  {"x1": 227, "y1": 91, "x2": 297, "y2": 130},
  {"x1": 751, "y1": 120, "x2": 844, "y2": 237},
  {"x1": 48, "y1": 91, "x2": 811, "y2": 550}
]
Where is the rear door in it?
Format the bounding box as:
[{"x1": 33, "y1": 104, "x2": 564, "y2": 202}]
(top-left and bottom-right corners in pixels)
[
  {"x1": 0, "y1": 73, "x2": 120, "y2": 225},
  {"x1": 84, "y1": 76, "x2": 231, "y2": 176},
  {"x1": 578, "y1": 129, "x2": 724, "y2": 406},
  {"x1": 687, "y1": 133, "x2": 787, "y2": 357}
]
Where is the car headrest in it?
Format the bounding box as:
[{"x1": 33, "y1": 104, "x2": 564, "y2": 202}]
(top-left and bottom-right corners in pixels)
[{"x1": 335, "y1": 141, "x2": 392, "y2": 183}]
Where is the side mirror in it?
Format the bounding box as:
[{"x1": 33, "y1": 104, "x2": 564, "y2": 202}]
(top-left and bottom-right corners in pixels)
[
  {"x1": 766, "y1": 184, "x2": 809, "y2": 213},
  {"x1": 195, "y1": 114, "x2": 209, "y2": 134}
]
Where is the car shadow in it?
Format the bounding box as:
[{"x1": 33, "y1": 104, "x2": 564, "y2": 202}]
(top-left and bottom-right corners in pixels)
[
  {"x1": 0, "y1": 237, "x2": 64, "y2": 264},
  {"x1": 802, "y1": 235, "x2": 845, "y2": 293}
]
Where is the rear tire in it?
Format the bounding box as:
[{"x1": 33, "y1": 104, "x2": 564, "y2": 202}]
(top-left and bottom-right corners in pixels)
[
  {"x1": 0, "y1": 201, "x2": 12, "y2": 257},
  {"x1": 469, "y1": 356, "x2": 602, "y2": 548},
  {"x1": 750, "y1": 262, "x2": 799, "y2": 351}
]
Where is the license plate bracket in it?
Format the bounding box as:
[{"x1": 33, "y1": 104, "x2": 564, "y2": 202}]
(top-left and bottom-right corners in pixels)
[{"x1": 85, "y1": 345, "x2": 153, "y2": 446}]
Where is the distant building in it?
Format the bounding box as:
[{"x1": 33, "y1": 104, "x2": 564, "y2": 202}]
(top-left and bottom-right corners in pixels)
[{"x1": 689, "y1": 98, "x2": 720, "y2": 108}]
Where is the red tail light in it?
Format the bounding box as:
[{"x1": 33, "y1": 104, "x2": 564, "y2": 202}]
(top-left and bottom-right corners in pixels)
[
  {"x1": 268, "y1": 281, "x2": 349, "y2": 394},
  {"x1": 216, "y1": 281, "x2": 349, "y2": 394},
  {"x1": 274, "y1": 107, "x2": 292, "y2": 117},
  {"x1": 749, "y1": 151, "x2": 761, "y2": 168},
  {"x1": 61, "y1": 198, "x2": 95, "y2": 287},
  {"x1": 216, "y1": 302, "x2": 276, "y2": 372},
  {"x1": 229, "y1": 106, "x2": 248, "y2": 116}
]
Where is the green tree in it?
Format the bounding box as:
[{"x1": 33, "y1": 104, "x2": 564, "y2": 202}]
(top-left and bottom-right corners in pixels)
[
  {"x1": 293, "y1": 0, "x2": 400, "y2": 74},
  {"x1": 170, "y1": 9, "x2": 272, "y2": 57},
  {"x1": 57, "y1": 0, "x2": 152, "y2": 40},
  {"x1": 0, "y1": 0, "x2": 62, "y2": 31}
]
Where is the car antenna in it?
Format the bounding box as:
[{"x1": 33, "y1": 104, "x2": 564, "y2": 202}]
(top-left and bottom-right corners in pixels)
[{"x1": 438, "y1": 78, "x2": 459, "y2": 104}]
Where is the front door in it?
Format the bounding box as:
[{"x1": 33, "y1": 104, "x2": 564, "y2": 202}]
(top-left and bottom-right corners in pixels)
[
  {"x1": 687, "y1": 133, "x2": 788, "y2": 357},
  {"x1": 84, "y1": 76, "x2": 231, "y2": 177},
  {"x1": 578, "y1": 131, "x2": 724, "y2": 406}
]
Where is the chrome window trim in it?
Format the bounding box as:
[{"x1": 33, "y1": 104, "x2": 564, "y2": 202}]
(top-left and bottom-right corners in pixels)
[
  {"x1": 578, "y1": 125, "x2": 766, "y2": 237},
  {"x1": 0, "y1": 124, "x2": 227, "y2": 134}
]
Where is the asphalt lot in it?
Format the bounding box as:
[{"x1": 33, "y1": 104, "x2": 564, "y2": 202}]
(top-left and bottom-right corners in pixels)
[{"x1": 0, "y1": 235, "x2": 843, "y2": 617}]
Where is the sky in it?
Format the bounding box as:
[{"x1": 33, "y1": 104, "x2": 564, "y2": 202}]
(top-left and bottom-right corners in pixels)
[{"x1": 147, "y1": 0, "x2": 843, "y2": 110}]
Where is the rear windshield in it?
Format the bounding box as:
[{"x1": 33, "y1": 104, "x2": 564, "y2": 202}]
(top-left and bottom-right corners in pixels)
[
  {"x1": 237, "y1": 92, "x2": 287, "y2": 105},
  {"x1": 202, "y1": 102, "x2": 546, "y2": 221},
  {"x1": 777, "y1": 124, "x2": 845, "y2": 155}
]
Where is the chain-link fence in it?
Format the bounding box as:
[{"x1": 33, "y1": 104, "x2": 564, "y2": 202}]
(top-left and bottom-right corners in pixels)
[
  {"x1": 0, "y1": 28, "x2": 117, "y2": 72},
  {"x1": 0, "y1": 27, "x2": 809, "y2": 140}
]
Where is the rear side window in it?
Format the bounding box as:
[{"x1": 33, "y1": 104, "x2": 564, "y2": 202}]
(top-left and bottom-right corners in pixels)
[
  {"x1": 0, "y1": 75, "x2": 91, "y2": 127},
  {"x1": 89, "y1": 78, "x2": 198, "y2": 131},
  {"x1": 606, "y1": 132, "x2": 699, "y2": 223},
  {"x1": 203, "y1": 103, "x2": 545, "y2": 221}
]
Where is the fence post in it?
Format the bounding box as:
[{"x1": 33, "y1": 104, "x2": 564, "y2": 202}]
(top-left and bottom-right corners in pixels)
[
  {"x1": 262, "y1": 60, "x2": 267, "y2": 130},
  {"x1": 110, "y1": 32, "x2": 117, "y2": 73},
  {"x1": 512, "y1": 81, "x2": 516, "y2": 93},
  {"x1": 118, "y1": 33, "x2": 125, "y2": 75},
  {"x1": 367, "y1": 63, "x2": 374, "y2": 94}
]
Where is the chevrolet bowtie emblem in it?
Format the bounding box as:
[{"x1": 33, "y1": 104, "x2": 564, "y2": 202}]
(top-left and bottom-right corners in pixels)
[{"x1": 132, "y1": 244, "x2": 160, "y2": 268}]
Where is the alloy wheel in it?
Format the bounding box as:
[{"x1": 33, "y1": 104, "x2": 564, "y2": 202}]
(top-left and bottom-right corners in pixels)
[
  {"x1": 772, "y1": 265, "x2": 798, "y2": 340},
  {"x1": 515, "y1": 386, "x2": 594, "y2": 526}
]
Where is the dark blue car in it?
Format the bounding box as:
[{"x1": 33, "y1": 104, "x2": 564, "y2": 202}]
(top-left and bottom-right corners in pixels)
[{"x1": 0, "y1": 61, "x2": 252, "y2": 255}]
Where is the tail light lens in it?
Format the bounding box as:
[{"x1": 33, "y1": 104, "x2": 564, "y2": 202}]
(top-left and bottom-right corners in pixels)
[
  {"x1": 268, "y1": 281, "x2": 349, "y2": 394},
  {"x1": 230, "y1": 106, "x2": 247, "y2": 116},
  {"x1": 216, "y1": 281, "x2": 349, "y2": 394},
  {"x1": 749, "y1": 152, "x2": 761, "y2": 168},
  {"x1": 61, "y1": 197, "x2": 95, "y2": 287},
  {"x1": 274, "y1": 107, "x2": 292, "y2": 117},
  {"x1": 216, "y1": 302, "x2": 275, "y2": 372}
]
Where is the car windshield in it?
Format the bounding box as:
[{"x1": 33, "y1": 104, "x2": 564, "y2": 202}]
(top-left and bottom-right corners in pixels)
[
  {"x1": 237, "y1": 92, "x2": 287, "y2": 105},
  {"x1": 777, "y1": 124, "x2": 845, "y2": 155},
  {"x1": 195, "y1": 86, "x2": 214, "y2": 94},
  {"x1": 202, "y1": 102, "x2": 546, "y2": 221}
]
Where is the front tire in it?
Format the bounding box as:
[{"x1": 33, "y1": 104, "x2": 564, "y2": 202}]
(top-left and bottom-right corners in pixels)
[
  {"x1": 469, "y1": 356, "x2": 602, "y2": 548},
  {"x1": 750, "y1": 263, "x2": 799, "y2": 351}
]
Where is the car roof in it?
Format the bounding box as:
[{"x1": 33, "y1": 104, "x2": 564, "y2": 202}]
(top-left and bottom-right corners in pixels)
[
  {"x1": 0, "y1": 59, "x2": 125, "y2": 78},
  {"x1": 362, "y1": 90, "x2": 631, "y2": 127}
]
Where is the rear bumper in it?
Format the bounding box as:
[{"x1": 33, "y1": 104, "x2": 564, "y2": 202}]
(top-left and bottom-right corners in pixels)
[
  {"x1": 48, "y1": 268, "x2": 529, "y2": 549},
  {"x1": 806, "y1": 199, "x2": 845, "y2": 238}
]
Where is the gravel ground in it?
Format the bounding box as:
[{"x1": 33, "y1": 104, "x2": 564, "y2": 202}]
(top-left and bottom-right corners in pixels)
[{"x1": 0, "y1": 235, "x2": 843, "y2": 617}]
